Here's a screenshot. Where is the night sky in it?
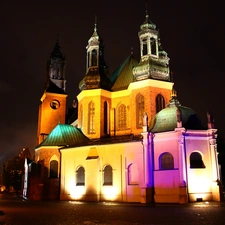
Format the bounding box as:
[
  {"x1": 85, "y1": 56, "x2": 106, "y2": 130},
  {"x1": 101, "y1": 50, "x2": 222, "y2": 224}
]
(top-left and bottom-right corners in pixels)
[{"x1": 1, "y1": 1, "x2": 225, "y2": 167}]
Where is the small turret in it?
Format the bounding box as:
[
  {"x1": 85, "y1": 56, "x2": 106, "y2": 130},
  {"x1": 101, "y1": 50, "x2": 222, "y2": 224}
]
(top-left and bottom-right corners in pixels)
[
  {"x1": 133, "y1": 6, "x2": 170, "y2": 82},
  {"x1": 207, "y1": 111, "x2": 214, "y2": 129},
  {"x1": 79, "y1": 16, "x2": 111, "y2": 91}
]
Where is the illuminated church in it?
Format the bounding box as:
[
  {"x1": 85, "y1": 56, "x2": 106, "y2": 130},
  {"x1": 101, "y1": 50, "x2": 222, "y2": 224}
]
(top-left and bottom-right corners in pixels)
[{"x1": 23, "y1": 10, "x2": 221, "y2": 204}]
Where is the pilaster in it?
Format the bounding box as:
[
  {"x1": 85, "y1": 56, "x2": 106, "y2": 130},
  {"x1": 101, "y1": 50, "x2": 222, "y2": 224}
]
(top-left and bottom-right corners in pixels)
[
  {"x1": 141, "y1": 131, "x2": 154, "y2": 203},
  {"x1": 175, "y1": 128, "x2": 188, "y2": 204}
]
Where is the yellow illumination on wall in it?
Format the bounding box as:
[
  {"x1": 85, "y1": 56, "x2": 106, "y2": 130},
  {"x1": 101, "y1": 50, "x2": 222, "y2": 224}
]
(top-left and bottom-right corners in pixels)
[
  {"x1": 188, "y1": 175, "x2": 211, "y2": 193},
  {"x1": 72, "y1": 187, "x2": 86, "y2": 199},
  {"x1": 67, "y1": 179, "x2": 86, "y2": 199},
  {"x1": 102, "y1": 186, "x2": 119, "y2": 200}
]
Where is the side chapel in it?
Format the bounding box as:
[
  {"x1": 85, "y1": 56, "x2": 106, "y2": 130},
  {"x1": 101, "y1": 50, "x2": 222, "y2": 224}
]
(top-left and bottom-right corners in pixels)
[{"x1": 23, "y1": 9, "x2": 221, "y2": 204}]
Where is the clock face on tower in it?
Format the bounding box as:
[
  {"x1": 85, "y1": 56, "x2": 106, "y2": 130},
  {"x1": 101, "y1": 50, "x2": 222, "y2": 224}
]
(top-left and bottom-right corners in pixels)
[{"x1": 50, "y1": 99, "x2": 60, "y2": 110}]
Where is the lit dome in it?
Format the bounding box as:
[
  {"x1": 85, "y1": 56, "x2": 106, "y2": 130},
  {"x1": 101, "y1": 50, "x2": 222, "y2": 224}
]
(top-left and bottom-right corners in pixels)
[{"x1": 149, "y1": 96, "x2": 204, "y2": 133}]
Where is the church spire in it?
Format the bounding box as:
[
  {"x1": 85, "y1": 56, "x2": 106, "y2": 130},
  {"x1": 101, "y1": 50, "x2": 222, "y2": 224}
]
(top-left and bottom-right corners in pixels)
[
  {"x1": 46, "y1": 38, "x2": 66, "y2": 92},
  {"x1": 90, "y1": 14, "x2": 98, "y2": 39},
  {"x1": 94, "y1": 15, "x2": 97, "y2": 34},
  {"x1": 140, "y1": 1, "x2": 156, "y2": 31}
]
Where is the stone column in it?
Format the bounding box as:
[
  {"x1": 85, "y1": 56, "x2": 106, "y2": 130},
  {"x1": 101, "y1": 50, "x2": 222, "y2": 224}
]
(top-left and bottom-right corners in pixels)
[{"x1": 147, "y1": 37, "x2": 151, "y2": 55}]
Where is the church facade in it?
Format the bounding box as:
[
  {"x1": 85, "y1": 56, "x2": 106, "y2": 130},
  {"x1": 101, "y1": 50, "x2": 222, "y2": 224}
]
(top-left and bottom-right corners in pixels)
[{"x1": 23, "y1": 10, "x2": 221, "y2": 204}]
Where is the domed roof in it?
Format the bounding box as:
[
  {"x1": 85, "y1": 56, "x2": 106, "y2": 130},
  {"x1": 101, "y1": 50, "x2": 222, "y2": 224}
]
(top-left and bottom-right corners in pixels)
[
  {"x1": 149, "y1": 96, "x2": 204, "y2": 133},
  {"x1": 140, "y1": 9, "x2": 156, "y2": 31}
]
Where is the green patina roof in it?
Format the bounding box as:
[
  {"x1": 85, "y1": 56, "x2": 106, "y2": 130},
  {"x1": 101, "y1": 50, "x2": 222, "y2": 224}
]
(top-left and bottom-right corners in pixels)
[
  {"x1": 110, "y1": 54, "x2": 138, "y2": 91},
  {"x1": 36, "y1": 124, "x2": 89, "y2": 148},
  {"x1": 150, "y1": 97, "x2": 205, "y2": 133}
]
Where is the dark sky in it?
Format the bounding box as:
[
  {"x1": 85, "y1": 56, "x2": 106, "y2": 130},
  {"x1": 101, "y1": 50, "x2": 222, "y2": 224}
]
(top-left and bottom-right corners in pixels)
[{"x1": 1, "y1": 1, "x2": 225, "y2": 167}]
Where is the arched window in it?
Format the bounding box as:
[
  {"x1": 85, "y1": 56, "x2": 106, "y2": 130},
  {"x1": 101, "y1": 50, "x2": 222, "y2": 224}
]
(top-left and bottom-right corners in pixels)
[
  {"x1": 76, "y1": 166, "x2": 85, "y2": 186},
  {"x1": 156, "y1": 94, "x2": 165, "y2": 113},
  {"x1": 159, "y1": 153, "x2": 174, "y2": 170},
  {"x1": 88, "y1": 101, "x2": 95, "y2": 134},
  {"x1": 190, "y1": 152, "x2": 205, "y2": 168},
  {"x1": 128, "y1": 163, "x2": 139, "y2": 185},
  {"x1": 150, "y1": 37, "x2": 157, "y2": 55},
  {"x1": 91, "y1": 49, "x2": 97, "y2": 66},
  {"x1": 50, "y1": 160, "x2": 58, "y2": 178},
  {"x1": 136, "y1": 94, "x2": 145, "y2": 128},
  {"x1": 103, "y1": 165, "x2": 113, "y2": 185},
  {"x1": 104, "y1": 101, "x2": 108, "y2": 135},
  {"x1": 118, "y1": 104, "x2": 126, "y2": 130}
]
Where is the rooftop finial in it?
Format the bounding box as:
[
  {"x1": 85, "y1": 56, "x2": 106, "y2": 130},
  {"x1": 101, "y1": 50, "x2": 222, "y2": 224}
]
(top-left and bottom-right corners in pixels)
[
  {"x1": 94, "y1": 14, "x2": 97, "y2": 32},
  {"x1": 130, "y1": 47, "x2": 134, "y2": 55},
  {"x1": 168, "y1": 87, "x2": 181, "y2": 107},
  {"x1": 145, "y1": 0, "x2": 149, "y2": 18}
]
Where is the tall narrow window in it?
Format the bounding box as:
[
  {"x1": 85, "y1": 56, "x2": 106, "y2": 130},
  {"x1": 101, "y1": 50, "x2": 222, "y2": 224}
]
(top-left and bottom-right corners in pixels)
[
  {"x1": 159, "y1": 153, "x2": 174, "y2": 170},
  {"x1": 76, "y1": 166, "x2": 85, "y2": 186},
  {"x1": 103, "y1": 165, "x2": 113, "y2": 185},
  {"x1": 88, "y1": 101, "x2": 95, "y2": 134},
  {"x1": 118, "y1": 104, "x2": 126, "y2": 130},
  {"x1": 87, "y1": 51, "x2": 90, "y2": 68},
  {"x1": 142, "y1": 38, "x2": 148, "y2": 55},
  {"x1": 128, "y1": 163, "x2": 139, "y2": 185},
  {"x1": 136, "y1": 94, "x2": 144, "y2": 128},
  {"x1": 92, "y1": 49, "x2": 97, "y2": 66},
  {"x1": 190, "y1": 152, "x2": 205, "y2": 168},
  {"x1": 156, "y1": 94, "x2": 165, "y2": 113},
  {"x1": 150, "y1": 37, "x2": 157, "y2": 55},
  {"x1": 50, "y1": 160, "x2": 58, "y2": 178},
  {"x1": 104, "y1": 101, "x2": 108, "y2": 135},
  {"x1": 80, "y1": 104, "x2": 83, "y2": 128}
]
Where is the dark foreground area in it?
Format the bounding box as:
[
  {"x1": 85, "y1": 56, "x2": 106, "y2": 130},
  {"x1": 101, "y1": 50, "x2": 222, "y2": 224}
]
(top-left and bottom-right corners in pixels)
[{"x1": 0, "y1": 193, "x2": 225, "y2": 225}]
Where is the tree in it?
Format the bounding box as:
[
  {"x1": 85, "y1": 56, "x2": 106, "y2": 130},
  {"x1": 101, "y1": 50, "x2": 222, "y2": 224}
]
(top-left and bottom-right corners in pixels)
[{"x1": 2, "y1": 155, "x2": 25, "y2": 193}]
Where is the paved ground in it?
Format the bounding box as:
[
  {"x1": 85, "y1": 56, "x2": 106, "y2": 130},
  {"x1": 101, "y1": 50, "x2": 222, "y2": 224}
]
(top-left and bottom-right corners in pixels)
[{"x1": 0, "y1": 193, "x2": 225, "y2": 225}]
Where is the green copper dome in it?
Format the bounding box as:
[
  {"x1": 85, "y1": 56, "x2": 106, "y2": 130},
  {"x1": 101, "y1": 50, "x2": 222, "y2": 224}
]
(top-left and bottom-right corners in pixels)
[{"x1": 149, "y1": 96, "x2": 204, "y2": 133}]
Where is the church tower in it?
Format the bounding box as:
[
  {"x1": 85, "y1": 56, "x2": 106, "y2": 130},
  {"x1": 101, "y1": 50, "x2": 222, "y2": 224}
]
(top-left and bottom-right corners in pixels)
[
  {"x1": 133, "y1": 9, "x2": 170, "y2": 81},
  {"x1": 79, "y1": 17, "x2": 111, "y2": 91},
  {"x1": 37, "y1": 40, "x2": 68, "y2": 144},
  {"x1": 130, "y1": 8, "x2": 173, "y2": 124},
  {"x1": 77, "y1": 18, "x2": 112, "y2": 139}
]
